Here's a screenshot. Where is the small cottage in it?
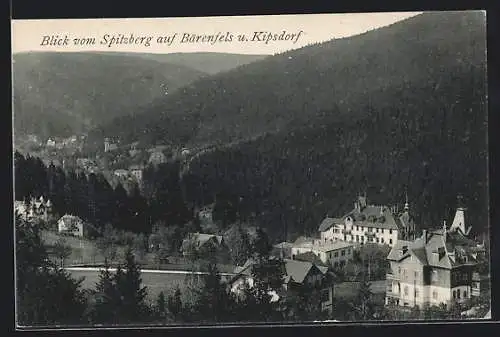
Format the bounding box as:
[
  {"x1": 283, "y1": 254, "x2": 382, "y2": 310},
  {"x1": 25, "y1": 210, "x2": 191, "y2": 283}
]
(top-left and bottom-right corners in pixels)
[{"x1": 57, "y1": 214, "x2": 85, "y2": 237}]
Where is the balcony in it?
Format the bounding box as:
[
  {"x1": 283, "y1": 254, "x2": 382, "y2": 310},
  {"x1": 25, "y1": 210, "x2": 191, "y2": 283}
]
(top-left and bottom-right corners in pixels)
[
  {"x1": 365, "y1": 231, "x2": 376, "y2": 238},
  {"x1": 342, "y1": 229, "x2": 352, "y2": 235}
]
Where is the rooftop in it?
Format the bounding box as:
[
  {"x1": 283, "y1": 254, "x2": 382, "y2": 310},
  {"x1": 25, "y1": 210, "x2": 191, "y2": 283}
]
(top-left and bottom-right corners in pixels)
[
  {"x1": 387, "y1": 228, "x2": 479, "y2": 269},
  {"x1": 292, "y1": 239, "x2": 353, "y2": 252},
  {"x1": 232, "y1": 258, "x2": 328, "y2": 285}
]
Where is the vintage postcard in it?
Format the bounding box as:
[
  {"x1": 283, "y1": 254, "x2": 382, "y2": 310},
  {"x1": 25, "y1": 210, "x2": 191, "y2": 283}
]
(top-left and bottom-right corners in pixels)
[{"x1": 11, "y1": 11, "x2": 490, "y2": 329}]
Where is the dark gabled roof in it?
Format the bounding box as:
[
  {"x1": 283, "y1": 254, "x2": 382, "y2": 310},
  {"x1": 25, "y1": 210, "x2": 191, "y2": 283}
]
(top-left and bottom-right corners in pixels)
[
  {"x1": 181, "y1": 232, "x2": 224, "y2": 251},
  {"x1": 345, "y1": 206, "x2": 400, "y2": 230},
  {"x1": 387, "y1": 229, "x2": 479, "y2": 269},
  {"x1": 318, "y1": 217, "x2": 343, "y2": 232},
  {"x1": 231, "y1": 258, "x2": 327, "y2": 286},
  {"x1": 386, "y1": 239, "x2": 413, "y2": 262}
]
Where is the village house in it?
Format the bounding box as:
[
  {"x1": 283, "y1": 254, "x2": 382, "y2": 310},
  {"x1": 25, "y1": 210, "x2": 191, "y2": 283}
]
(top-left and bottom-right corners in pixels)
[
  {"x1": 114, "y1": 169, "x2": 130, "y2": 179},
  {"x1": 148, "y1": 150, "x2": 167, "y2": 165},
  {"x1": 229, "y1": 258, "x2": 335, "y2": 313},
  {"x1": 57, "y1": 214, "x2": 86, "y2": 237},
  {"x1": 181, "y1": 232, "x2": 227, "y2": 257},
  {"x1": 104, "y1": 138, "x2": 118, "y2": 152},
  {"x1": 14, "y1": 196, "x2": 53, "y2": 222},
  {"x1": 129, "y1": 164, "x2": 145, "y2": 183},
  {"x1": 385, "y1": 202, "x2": 482, "y2": 309},
  {"x1": 46, "y1": 138, "x2": 56, "y2": 147},
  {"x1": 318, "y1": 194, "x2": 417, "y2": 248},
  {"x1": 291, "y1": 239, "x2": 354, "y2": 268}
]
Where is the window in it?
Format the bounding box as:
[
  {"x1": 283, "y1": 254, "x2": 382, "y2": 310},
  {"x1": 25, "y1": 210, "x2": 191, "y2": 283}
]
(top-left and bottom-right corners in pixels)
[
  {"x1": 414, "y1": 271, "x2": 419, "y2": 279},
  {"x1": 376, "y1": 228, "x2": 379, "y2": 233},
  {"x1": 389, "y1": 239, "x2": 393, "y2": 244},
  {"x1": 381, "y1": 238, "x2": 385, "y2": 243},
  {"x1": 463, "y1": 290, "x2": 467, "y2": 298},
  {"x1": 431, "y1": 270, "x2": 438, "y2": 282},
  {"x1": 376, "y1": 238, "x2": 380, "y2": 243},
  {"x1": 415, "y1": 288, "x2": 419, "y2": 298},
  {"x1": 404, "y1": 286, "x2": 409, "y2": 296},
  {"x1": 457, "y1": 290, "x2": 461, "y2": 299},
  {"x1": 321, "y1": 290, "x2": 329, "y2": 302},
  {"x1": 357, "y1": 226, "x2": 359, "y2": 231},
  {"x1": 356, "y1": 235, "x2": 359, "y2": 242},
  {"x1": 341, "y1": 250, "x2": 345, "y2": 256},
  {"x1": 334, "y1": 262, "x2": 339, "y2": 268},
  {"x1": 334, "y1": 252, "x2": 339, "y2": 258},
  {"x1": 389, "y1": 229, "x2": 393, "y2": 234},
  {"x1": 453, "y1": 290, "x2": 456, "y2": 299},
  {"x1": 432, "y1": 291, "x2": 438, "y2": 299}
]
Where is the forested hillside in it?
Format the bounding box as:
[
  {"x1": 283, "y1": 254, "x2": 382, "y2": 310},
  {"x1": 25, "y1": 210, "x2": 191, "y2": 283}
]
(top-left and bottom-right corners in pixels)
[
  {"x1": 181, "y1": 65, "x2": 487, "y2": 239},
  {"x1": 94, "y1": 11, "x2": 486, "y2": 148},
  {"x1": 84, "y1": 12, "x2": 490, "y2": 241},
  {"x1": 12, "y1": 52, "x2": 206, "y2": 139},
  {"x1": 94, "y1": 52, "x2": 269, "y2": 75}
]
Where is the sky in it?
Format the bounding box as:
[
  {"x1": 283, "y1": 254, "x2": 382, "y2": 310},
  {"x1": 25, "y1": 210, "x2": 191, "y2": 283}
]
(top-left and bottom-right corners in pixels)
[{"x1": 11, "y1": 12, "x2": 422, "y2": 55}]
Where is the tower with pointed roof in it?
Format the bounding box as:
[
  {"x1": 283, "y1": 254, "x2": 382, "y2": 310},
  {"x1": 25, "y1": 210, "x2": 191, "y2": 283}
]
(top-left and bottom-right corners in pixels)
[{"x1": 449, "y1": 195, "x2": 472, "y2": 236}]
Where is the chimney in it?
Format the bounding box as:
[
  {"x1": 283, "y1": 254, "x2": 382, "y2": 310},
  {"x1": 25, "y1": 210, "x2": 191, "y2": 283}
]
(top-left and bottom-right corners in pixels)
[{"x1": 401, "y1": 245, "x2": 408, "y2": 255}]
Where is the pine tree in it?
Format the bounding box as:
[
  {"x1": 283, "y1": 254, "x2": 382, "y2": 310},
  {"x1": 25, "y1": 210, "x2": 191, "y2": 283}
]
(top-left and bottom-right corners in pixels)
[
  {"x1": 167, "y1": 287, "x2": 183, "y2": 322},
  {"x1": 92, "y1": 259, "x2": 119, "y2": 324},
  {"x1": 114, "y1": 247, "x2": 149, "y2": 323},
  {"x1": 252, "y1": 227, "x2": 272, "y2": 260},
  {"x1": 192, "y1": 263, "x2": 235, "y2": 323},
  {"x1": 351, "y1": 277, "x2": 375, "y2": 321},
  {"x1": 16, "y1": 215, "x2": 87, "y2": 326},
  {"x1": 156, "y1": 291, "x2": 166, "y2": 319}
]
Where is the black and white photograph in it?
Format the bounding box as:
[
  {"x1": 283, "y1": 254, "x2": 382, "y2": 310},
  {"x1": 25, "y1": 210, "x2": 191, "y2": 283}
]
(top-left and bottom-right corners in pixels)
[{"x1": 11, "y1": 10, "x2": 490, "y2": 328}]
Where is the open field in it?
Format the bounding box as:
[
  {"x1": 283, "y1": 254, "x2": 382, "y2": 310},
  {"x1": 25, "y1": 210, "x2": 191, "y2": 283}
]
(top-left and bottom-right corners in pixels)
[{"x1": 68, "y1": 268, "x2": 202, "y2": 303}]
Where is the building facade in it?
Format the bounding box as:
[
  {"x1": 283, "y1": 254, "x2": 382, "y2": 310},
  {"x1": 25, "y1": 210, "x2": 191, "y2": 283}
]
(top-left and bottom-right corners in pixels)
[
  {"x1": 385, "y1": 206, "x2": 480, "y2": 308},
  {"x1": 290, "y1": 239, "x2": 354, "y2": 268},
  {"x1": 229, "y1": 258, "x2": 335, "y2": 313},
  {"x1": 57, "y1": 214, "x2": 86, "y2": 237},
  {"x1": 318, "y1": 194, "x2": 417, "y2": 248}
]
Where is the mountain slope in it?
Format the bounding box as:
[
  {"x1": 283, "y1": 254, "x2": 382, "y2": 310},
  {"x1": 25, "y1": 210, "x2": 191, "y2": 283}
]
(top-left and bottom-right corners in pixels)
[
  {"x1": 177, "y1": 11, "x2": 488, "y2": 239},
  {"x1": 93, "y1": 52, "x2": 269, "y2": 75},
  {"x1": 12, "y1": 52, "x2": 207, "y2": 139},
  {"x1": 96, "y1": 11, "x2": 487, "y2": 240},
  {"x1": 95, "y1": 11, "x2": 486, "y2": 149}
]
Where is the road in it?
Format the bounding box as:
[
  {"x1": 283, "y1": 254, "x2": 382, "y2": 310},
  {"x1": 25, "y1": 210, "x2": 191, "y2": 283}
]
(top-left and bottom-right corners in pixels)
[{"x1": 65, "y1": 267, "x2": 237, "y2": 302}]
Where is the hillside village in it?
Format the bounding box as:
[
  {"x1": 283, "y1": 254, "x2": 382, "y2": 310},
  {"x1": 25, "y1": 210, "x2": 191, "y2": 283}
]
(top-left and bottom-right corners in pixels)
[
  {"x1": 13, "y1": 11, "x2": 489, "y2": 327},
  {"x1": 14, "y1": 180, "x2": 491, "y2": 321}
]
